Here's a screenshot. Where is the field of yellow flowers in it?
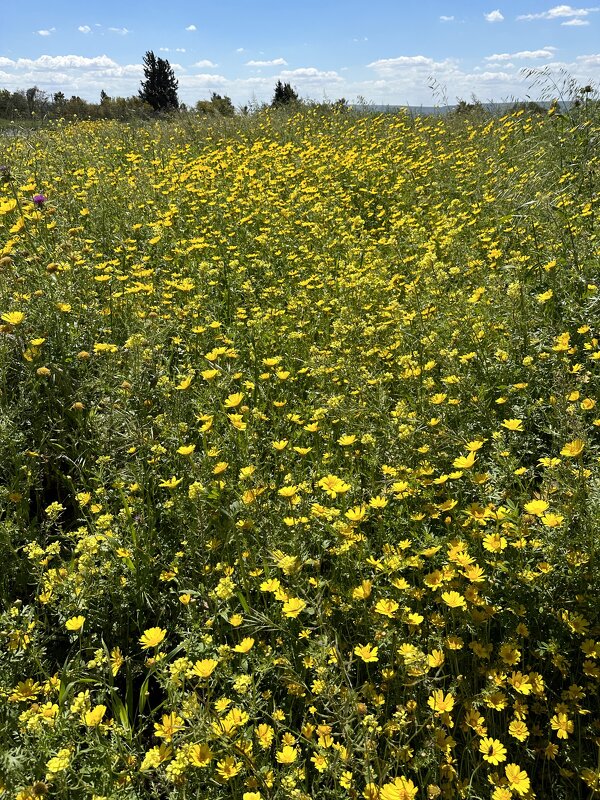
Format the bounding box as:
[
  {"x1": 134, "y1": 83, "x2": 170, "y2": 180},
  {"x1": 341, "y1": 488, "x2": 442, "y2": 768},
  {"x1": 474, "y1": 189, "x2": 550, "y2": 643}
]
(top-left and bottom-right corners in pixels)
[{"x1": 0, "y1": 104, "x2": 599, "y2": 800}]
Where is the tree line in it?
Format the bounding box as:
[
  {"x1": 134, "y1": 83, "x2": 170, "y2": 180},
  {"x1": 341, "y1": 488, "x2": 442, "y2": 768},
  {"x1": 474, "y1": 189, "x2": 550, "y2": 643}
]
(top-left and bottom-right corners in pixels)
[{"x1": 0, "y1": 51, "x2": 345, "y2": 122}]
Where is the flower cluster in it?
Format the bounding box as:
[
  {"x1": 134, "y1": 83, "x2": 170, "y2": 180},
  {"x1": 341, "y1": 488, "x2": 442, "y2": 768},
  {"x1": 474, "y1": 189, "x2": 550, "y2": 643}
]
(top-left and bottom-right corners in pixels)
[{"x1": 0, "y1": 104, "x2": 599, "y2": 799}]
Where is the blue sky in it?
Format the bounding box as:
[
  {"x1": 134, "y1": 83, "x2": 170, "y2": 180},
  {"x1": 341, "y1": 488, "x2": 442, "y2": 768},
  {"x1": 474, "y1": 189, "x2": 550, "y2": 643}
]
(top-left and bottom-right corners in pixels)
[{"x1": 2, "y1": 1, "x2": 600, "y2": 106}]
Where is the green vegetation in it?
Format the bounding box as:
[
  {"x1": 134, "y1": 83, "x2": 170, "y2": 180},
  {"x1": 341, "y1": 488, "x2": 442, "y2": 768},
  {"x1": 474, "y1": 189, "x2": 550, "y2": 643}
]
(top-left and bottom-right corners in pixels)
[
  {"x1": 0, "y1": 101, "x2": 599, "y2": 799},
  {"x1": 138, "y1": 51, "x2": 180, "y2": 112}
]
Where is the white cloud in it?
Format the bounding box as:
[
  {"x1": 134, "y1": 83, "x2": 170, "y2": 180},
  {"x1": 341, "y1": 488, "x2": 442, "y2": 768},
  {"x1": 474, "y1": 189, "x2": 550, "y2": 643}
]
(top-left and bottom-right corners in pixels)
[
  {"x1": 518, "y1": 4, "x2": 599, "y2": 20},
  {"x1": 186, "y1": 24, "x2": 197, "y2": 31},
  {"x1": 178, "y1": 73, "x2": 228, "y2": 89},
  {"x1": 36, "y1": 28, "x2": 55, "y2": 36},
  {"x1": 236, "y1": 47, "x2": 245, "y2": 53},
  {"x1": 12, "y1": 54, "x2": 121, "y2": 71},
  {"x1": 367, "y1": 55, "x2": 457, "y2": 76},
  {"x1": 577, "y1": 52, "x2": 600, "y2": 63},
  {"x1": 485, "y1": 48, "x2": 555, "y2": 61},
  {"x1": 245, "y1": 58, "x2": 288, "y2": 67},
  {"x1": 484, "y1": 9, "x2": 505, "y2": 22},
  {"x1": 280, "y1": 67, "x2": 342, "y2": 81},
  {"x1": 440, "y1": 15, "x2": 455, "y2": 21},
  {"x1": 562, "y1": 16, "x2": 590, "y2": 22},
  {"x1": 108, "y1": 27, "x2": 130, "y2": 35},
  {"x1": 192, "y1": 59, "x2": 218, "y2": 68},
  {"x1": 78, "y1": 25, "x2": 92, "y2": 34},
  {"x1": 1, "y1": 47, "x2": 599, "y2": 109}
]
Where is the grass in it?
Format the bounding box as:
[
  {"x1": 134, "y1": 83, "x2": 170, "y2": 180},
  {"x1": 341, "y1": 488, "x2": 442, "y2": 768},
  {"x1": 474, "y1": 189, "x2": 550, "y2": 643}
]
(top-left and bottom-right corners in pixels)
[{"x1": 0, "y1": 102, "x2": 599, "y2": 800}]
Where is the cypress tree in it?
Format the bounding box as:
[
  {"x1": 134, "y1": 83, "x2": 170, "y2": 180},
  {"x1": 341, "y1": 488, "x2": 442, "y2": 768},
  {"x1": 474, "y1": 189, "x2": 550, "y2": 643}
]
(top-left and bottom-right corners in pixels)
[{"x1": 139, "y1": 51, "x2": 179, "y2": 112}]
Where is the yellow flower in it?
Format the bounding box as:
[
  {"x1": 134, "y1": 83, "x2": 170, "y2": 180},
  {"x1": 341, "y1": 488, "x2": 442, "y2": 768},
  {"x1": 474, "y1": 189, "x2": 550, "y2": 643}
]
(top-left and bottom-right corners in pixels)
[
  {"x1": 175, "y1": 374, "x2": 193, "y2": 390},
  {"x1": 482, "y1": 533, "x2": 507, "y2": 553},
  {"x1": 139, "y1": 627, "x2": 166, "y2": 649},
  {"x1": 508, "y1": 719, "x2": 529, "y2": 741},
  {"x1": 110, "y1": 647, "x2": 124, "y2": 676},
  {"x1": 228, "y1": 413, "x2": 247, "y2": 430},
  {"x1": 188, "y1": 743, "x2": 213, "y2": 767},
  {"x1": 0, "y1": 198, "x2": 17, "y2": 215},
  {"x1": 234, "y1": 637, "x2": 255, "y2": 653},
  {"x1": 550, "y1": 712, "x2": 574, "y2": 739},
  {"x1": 1, "y1": 311, "x2": 25, "y2": 325},
  {"x1": 282, "y1": 597, "x2": 307, "y2": 618},
  {"x1": 465, "y1": 439, "x2": 485, "y2": 451},
  {"x1": 452, "y1": 451, "x2": 476, "y2": 470},
  {"x1": 318, "y1": 474, "x2": 351, "y2": 497},
  {"x1": 501, "y1": 418, "x2": 523, "y2": 431},
  {"x1": 276, "y1": 745, "x2": 298, "y2": 764},
  {"x1": 479, "y1": 736, "x2": 507, "y2": 764},
  {"x1": 352, "y1": 580, "x2": 372, "y2": 599},
  {"x1": 524, "y1": 499, "x2": 549, "y2": 516},
  {"x1": 224, "y1": 392, "x2": 244, "y2": 408},
  {"x1": 154, "y1": 712, "x2": 185, "y2": 741},
  {"x1": 441, "y1": 591, "x2": 467, "y2": 610},
  {"x1": 508, "y1": 671, "x2": 532, "y2": 694},
  {"x1": 65, "y1": 615, "x2": 86, "y2": 632},
  {"x1": 338, "y1": 434, "x2": 357, "y2": 446},
  {"x1": 428, "y1": 649, "x2": 445, "y2": 668},
  {"x1": 46, "y1": 748, "x2": 71, "y2": 775},
  {"x1": 159, "y1": 476, "x2": 182, "y2": 489},
  {"x1": 427, "y1": 690, "x2": 455, "y2": 714},
  {"x1": 311, "y1": 752, "x2": 329, "y2": 772},
  {"x1": 537, "y1": 288, "x2": 553, "y2": 303},
  {"x1": 93, "y1": 342, "x2": 118, "y2": 353},
  {"x1": 278, "y1": 485, "x2": 299, "y2": 498},
  {"x1": 255, "y1": 723, "x2": 275, "y2": 749},
  {"x1": 541, "y1": 513, "x2": 564, "y2": 527},
  {"x1": 354, "y1": 643, "x2": 379, "y2": 663},
  {"x1": 192, "y1": 658, "x2": 218, "y2": 678},
  {"x1": 84, "y1": 704, "x2": 107, "y2": 727},
  {"x1": 375, "y1": 598, "x2": 399, "y2": 618},
  {"x1": 560, "y1": 438, "x2": 585, "y2": 457},
  {"x1": 140, "y1": 743, "x2": 172, "y2": 771},
  {"x1": 380, "y1": 776, "x2": 419, "y2": 800},
  {"x1": 216, "y1": 756, "x2": 243, "y2": 780},
  {"x1": 346, "y1": 504, "x2": 367, "y2": 521},
  {"x1": 504, "y1": 763, "x2": 531, "y2": 795},
  {"x1": 176, "y1": 444, "x2": 196, "y2": 455},
  {"x1": 198, "y1": 368, "x2": 218, "y2": 381}
]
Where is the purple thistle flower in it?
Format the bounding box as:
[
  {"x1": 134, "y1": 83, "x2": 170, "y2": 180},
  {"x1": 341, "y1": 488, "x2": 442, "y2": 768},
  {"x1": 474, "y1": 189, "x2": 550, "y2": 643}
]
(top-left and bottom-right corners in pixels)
[{"x1": 32, "y1": 194, "x2": 47, "y2": 208}]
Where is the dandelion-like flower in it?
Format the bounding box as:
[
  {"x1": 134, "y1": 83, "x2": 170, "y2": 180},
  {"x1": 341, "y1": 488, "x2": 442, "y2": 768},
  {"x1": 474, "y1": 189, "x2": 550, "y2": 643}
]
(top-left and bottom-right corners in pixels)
[{"x1": 139, "y1": 627, "x2": 167, "y2": 649}]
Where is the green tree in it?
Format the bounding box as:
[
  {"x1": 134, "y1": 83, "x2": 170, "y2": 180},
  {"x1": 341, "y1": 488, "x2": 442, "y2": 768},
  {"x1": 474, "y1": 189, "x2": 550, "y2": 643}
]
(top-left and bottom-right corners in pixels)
[
  {"x1": 271, "y1": 80, "x2": 298, "y2": 107},
  {"x1": 196, "y1": 93, "x2": 235, "y2": 116},
  {"x1": 139, "y1": 51, "x2": 179, "y2": 112}
]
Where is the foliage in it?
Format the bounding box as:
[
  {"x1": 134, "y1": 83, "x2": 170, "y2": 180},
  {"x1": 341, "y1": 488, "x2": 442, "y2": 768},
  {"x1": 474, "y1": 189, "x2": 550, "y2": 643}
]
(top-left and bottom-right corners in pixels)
[
  {"x1": 195, "y1": 93, "x2": 236, "y2": 117},
  {"x1": 272, "y1": 80, "x2": 299, "y2": 107},
  {"x1": 139, "y1": 51, "x2": 179, "y2": 112},
  {"x1": 0, "y1": 101, "x2": 600, "y2": 799}
]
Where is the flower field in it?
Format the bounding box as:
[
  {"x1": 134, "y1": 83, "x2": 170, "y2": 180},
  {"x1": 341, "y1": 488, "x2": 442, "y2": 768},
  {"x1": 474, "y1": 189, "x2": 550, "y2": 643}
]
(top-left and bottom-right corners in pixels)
[{"x1": 0, "y1": 105, "x2": 599, "y2": 799}]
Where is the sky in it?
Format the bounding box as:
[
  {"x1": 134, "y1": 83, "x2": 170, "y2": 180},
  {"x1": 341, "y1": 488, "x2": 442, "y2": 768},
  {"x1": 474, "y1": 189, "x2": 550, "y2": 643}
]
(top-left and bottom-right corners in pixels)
[{"x1": 2, "y1": 1, "x2": 600, "y2": 108}]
